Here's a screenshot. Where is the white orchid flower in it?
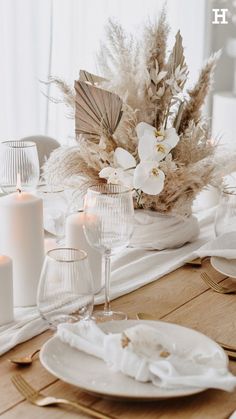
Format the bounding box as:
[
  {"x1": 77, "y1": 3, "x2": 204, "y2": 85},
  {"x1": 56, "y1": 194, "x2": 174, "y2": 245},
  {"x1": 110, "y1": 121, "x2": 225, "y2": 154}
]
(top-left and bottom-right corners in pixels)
[
  {"x1": 134, "y1": 161, "x2": 165, "y2": 195},
  {"x1": 99, "y1": 166, "x2": 123, "y2": 185},
  {"x1": 99, "y1": 147, "x2": 136, "y2": 188},
  {"x1": 136, "y1": 122, "x2": 179, "y2": 162},
  {"x1": 113, "y1": 147, "x2": 136, "y2": 169}
]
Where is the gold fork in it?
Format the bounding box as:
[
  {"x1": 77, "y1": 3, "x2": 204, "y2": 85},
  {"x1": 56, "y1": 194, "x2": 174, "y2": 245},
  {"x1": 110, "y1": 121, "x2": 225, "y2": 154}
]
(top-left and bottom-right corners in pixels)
[
  {"x1": 201, "y1": 272, "x2": 236, "y2": 294},
  {"x1": 12, "y1": 374, "x2": 114, "y2": 419}
]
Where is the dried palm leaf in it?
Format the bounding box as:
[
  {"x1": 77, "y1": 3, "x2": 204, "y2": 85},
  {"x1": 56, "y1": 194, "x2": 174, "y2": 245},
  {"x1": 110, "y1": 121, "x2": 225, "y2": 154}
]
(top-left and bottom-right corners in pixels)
[
  {"x1": 79, "y1": 70, "x2": 107, "y2": 85},
  {"x1": 167, "y1": 31, "x2": 187, "y2": 81},
  {"x1": 74, "y1": 80, "x2": 123, "y2": 142},
  {"x1": 173, "y1": 101, "x2": 185, "y2": 131},
  {"x1": 155, "y1": 31, "x2": 188, "y2": 128}
]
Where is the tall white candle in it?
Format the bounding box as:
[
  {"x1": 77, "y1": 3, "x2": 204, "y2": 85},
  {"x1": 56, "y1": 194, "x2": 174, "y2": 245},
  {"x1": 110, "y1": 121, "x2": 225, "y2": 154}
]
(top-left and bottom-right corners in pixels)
[
  {"x1": 0, "y1": 190, "x2": 44, "y2": 306},
  {"x1": 0, "y1": 255, "x2": 13, "y2": 326},
  {"x1": 66, "y1": 213, "x2": 103, "y2": 293}
]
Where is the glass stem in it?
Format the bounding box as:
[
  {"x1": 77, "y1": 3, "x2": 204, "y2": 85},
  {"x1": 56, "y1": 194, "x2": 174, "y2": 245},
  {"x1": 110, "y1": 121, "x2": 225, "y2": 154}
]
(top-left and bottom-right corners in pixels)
[{"x1": 104, "y1": 250, "x2": 111, "y2": 314}]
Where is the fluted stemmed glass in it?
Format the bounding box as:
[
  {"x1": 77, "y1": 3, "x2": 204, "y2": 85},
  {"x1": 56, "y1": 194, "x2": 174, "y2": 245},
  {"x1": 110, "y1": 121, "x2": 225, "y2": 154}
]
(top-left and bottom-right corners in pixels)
[{"x1": 83, "y1": 184, "x2": 134, "y2": 322}]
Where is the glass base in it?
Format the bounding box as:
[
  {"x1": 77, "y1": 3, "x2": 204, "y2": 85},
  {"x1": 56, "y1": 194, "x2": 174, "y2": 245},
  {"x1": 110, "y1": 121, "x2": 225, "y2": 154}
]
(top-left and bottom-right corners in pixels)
[{"x1": 92, "y1": 310, "x2": 127, "y2": 323}]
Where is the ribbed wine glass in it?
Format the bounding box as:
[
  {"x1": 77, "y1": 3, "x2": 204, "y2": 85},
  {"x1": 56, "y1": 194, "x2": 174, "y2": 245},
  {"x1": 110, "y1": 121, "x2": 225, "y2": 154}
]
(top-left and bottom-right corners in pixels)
[
  {"x1": 37, "y1": 185, "x2": 69, "y2": 245},
  {"x1": 83, "y1": 184, "x2": 134, "y2": 322},
  {"x1": 215, "y1": 186, "x2": 236, "y2": 236},
  {"x1": 37, "y1": 248, "x2": 94, "y2": 328},
  {"x1": 0, "y1": 140, "x2": 39, "y2": 193}
]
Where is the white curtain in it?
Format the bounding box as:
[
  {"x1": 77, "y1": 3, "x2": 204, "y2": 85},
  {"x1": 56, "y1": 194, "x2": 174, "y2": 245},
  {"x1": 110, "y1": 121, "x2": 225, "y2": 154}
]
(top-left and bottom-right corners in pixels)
[{"x1": 0, "y1": 0, "x2": 207, "y2": 143}]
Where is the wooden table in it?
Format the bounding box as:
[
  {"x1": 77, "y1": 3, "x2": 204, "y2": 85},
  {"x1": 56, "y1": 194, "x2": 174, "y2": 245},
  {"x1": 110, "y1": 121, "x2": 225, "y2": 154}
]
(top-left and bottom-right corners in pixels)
[{"x1": 1, "y1": 260, "x2": 236, "y2": 418}]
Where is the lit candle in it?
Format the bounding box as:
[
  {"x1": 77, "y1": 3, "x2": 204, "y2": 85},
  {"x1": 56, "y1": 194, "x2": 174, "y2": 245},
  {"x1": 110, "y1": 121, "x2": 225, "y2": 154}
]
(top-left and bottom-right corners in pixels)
[
  {"x1": 66, "y1": 212, "x2": 103, "y2": 293},
  {"x1": 0, "y1": 176, "x2": 44, "y2": 306},
  {"x1": 0, "y1": 255, "x2": 13, "y2": 325}
]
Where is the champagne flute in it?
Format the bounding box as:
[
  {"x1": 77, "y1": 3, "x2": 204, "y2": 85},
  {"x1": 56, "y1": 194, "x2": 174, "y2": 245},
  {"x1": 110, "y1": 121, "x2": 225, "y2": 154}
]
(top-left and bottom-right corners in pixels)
[{"x1": 83, "y1": 184, "x2": 134, "y2": 322}]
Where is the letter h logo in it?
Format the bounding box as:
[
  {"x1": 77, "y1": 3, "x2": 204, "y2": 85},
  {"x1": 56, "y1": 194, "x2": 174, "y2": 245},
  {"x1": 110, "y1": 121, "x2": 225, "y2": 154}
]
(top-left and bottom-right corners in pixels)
[{"x1": 212, "y1": 8, "x2": 228, "y2": 24}]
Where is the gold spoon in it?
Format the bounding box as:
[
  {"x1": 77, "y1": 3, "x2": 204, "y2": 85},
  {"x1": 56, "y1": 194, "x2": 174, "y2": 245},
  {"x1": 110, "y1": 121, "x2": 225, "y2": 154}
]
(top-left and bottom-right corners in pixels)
[{"x1": 9, "y1": 349, "x2": 40, "y2": 366}]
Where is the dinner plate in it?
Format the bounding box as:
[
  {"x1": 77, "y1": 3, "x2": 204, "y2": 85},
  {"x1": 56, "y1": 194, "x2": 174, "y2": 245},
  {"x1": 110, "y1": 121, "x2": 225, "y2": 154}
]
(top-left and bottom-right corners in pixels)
[
  {"x1": 211, "y1": 257, "x2": 236, "y2": 279},
  {"x1": 40, "y1": 320, "x2": 227, "y2": 401}
]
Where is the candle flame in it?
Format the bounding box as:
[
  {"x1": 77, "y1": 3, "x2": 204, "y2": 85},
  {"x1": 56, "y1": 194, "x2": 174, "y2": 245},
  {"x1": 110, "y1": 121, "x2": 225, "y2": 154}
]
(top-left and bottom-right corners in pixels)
[{"x1": 16, "y1": 173, "x2": 22, "y2": 193}]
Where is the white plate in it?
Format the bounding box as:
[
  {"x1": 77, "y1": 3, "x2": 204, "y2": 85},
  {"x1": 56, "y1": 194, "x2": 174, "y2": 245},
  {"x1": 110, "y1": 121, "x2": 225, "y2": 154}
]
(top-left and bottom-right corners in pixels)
[
  {"x1": 211, "y1": 257, "x2": 236, "y2": 279},
  {"x1": 40, "y1": 320, "x2": 227, "y2": 401}
]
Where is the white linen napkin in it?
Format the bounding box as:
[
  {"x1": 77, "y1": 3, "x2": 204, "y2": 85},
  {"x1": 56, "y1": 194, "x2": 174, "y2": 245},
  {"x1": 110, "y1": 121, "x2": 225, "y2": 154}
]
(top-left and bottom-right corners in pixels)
[
  {"x1": 196, "y1": 232, "x2": 236, "y2": 259},
  {"x1": 57, "y1": 321, "x2": 236, "y2": 392},
  {"x1": 0, "y1": 307, "x2": 47, "y2": 356},
  {"x1": 229, "y1": 411, "x2": 236, "y2": 419}
]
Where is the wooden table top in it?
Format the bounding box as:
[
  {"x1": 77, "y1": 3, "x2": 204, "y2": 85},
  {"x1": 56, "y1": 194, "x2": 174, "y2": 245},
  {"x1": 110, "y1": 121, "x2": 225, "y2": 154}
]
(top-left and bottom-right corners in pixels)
[{"x1": 1, "y1": 259, "x2": 236, "y2": 418}]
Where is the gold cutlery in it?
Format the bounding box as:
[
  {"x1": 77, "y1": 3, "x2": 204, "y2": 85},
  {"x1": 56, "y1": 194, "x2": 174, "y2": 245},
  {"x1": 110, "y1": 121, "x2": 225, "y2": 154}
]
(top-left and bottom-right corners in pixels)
[
  {"x1": 185, "y1": 257, "x2": 202, "y2": 266},
  {"x1": 136, "y1": 312, "x2": 236, "y2": 358},
  {"x1": 217, "y1": 342, "x2": 236, "y2": 353},
  {"x1": 136, "y1": 312, "x2": 158, "y2": 321},
  {"x1": 9, "y1": 349, "x2": 40, "y2": 366},
  {"x1": 225, "y1": 351, "x2": 236, "y2": 361},
  {"x1": 12, "y1": 374, "x2": 114, "y2": 419},
  {"x1": 201, "y1": 272, "x2": 236, "y2": 294}
]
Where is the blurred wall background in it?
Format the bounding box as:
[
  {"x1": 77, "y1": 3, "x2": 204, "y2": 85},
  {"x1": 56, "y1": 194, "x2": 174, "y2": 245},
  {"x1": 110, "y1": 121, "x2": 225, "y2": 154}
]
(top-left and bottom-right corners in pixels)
[
  {"x1": 0, "y1": 0, "x2": 235, "y2": 145},
  {"x1": 0, "y1": 0, "x2": 207, "y2": 142}
]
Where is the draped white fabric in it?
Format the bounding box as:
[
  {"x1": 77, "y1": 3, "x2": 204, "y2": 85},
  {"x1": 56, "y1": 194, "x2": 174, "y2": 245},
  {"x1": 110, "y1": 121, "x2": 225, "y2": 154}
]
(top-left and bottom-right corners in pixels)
[{"x1": 0, "y1": 0, "x2": 207, "y2": 143}]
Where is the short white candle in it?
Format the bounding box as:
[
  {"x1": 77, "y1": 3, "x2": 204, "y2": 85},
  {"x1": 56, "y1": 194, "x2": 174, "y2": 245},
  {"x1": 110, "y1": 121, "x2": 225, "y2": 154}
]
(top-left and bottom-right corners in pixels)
[
  {"x1": 66, "y1": 213, "x2": 103, "y2": 293},
  {"x1": 0, "y1": 255, "x2": 13, "y2": 326},
  {"x1": 0, "y1": 189, "x2": 44, "y2": 306}
]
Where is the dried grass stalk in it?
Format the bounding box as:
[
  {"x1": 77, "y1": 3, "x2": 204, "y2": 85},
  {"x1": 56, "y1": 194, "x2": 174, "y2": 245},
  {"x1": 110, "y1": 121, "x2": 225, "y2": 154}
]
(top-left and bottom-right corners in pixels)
[
  {"x1": 178, "y1": 51, "x2": 221, "y2": 134},
  {"x1": 173, "y1": 121, "x2": 214, "y2": 165},
  {"x1": 42, "y1": 77, "x2": 75, "y2": 110},
  {"x1": 144, "y1": 8, "x2": 169, "y2": 71}
]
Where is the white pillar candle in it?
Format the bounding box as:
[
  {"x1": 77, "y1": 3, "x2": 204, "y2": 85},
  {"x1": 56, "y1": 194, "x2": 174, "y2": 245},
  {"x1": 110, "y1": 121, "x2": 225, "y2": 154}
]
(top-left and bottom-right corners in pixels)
[
  {"x1": 66, "y1": 213, "x2": 103, "y2": 293},
  {"x1": 0, "y1": 255, "x2": 13, "y2": 326},
  {"x1": 0, "y1": 190, "x2": 44, "y2": 306}
]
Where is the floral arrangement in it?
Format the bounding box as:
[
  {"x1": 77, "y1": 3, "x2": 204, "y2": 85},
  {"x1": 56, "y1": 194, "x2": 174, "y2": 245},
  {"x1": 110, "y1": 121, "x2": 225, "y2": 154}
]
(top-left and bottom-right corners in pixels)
[{"x1": 44, "y1": 9, "x2": 236, "y2": 216}]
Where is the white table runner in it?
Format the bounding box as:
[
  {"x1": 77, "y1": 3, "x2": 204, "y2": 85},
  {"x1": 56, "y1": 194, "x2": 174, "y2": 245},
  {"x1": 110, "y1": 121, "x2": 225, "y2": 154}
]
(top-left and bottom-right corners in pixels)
[{"x1": 0, "y1": 206, "x2": 216, "y2": 355}]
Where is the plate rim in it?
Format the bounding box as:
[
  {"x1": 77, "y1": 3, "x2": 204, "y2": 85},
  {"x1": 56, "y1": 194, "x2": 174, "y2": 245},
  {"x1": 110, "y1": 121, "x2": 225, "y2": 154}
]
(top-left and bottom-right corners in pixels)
[
  {"x1": 211, "y1": 256, "x2": 236, "y2": 279},
  {"x1": 40, "y1": 319, "x2": 227, "y2": 401}
]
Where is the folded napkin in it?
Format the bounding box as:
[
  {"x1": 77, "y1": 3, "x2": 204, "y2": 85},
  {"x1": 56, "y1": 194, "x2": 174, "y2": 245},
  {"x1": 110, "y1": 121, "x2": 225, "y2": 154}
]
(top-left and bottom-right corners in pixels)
[
  {"x1": 196, "y1": 232, "x2": 236, "y2": 259},
  {"x1": 229, "y1": 411, "x2": 236, "y2": 419},
  {"x1": 0, "y1": 307, "x2": 47, "y2": 356},
  {"x1": 57, "y1": 321, "x2": 236, "y2": 392},
  {"x1": 130, "y1": 210, "x2": 200, "y2": 250}
]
